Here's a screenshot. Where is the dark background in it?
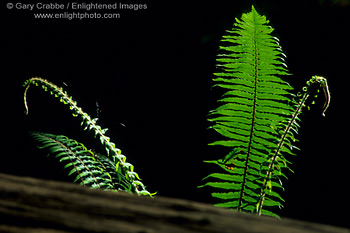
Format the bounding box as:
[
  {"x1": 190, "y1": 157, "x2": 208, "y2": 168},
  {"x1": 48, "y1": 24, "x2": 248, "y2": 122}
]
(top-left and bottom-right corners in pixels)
[{"x1": 3, "y1": 0, "x2": 350, "y2": 228}]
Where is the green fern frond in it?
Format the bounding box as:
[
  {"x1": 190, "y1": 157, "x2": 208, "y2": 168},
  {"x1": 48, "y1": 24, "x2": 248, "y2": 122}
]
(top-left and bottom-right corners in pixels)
[
  {"x1": 203, "y1": 6, "x2": 294, "y2": 216},
  {"x1": 24, "y1": 78, "x2": 151, "y2": 195},
  {"x1": 200, "y1": 6, "x2": 331, "y2": 218},
  {"x1": 29, "y1": 131, "x2": 120, "y2": 190}
]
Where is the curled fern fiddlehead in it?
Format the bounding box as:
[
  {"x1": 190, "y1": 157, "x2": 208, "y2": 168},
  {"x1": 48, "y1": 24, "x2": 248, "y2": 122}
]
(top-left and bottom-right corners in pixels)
[
  {"x1": 199, "y1": 6, "x2": 331, "y2": 218},
  {"x1": 24, "y1": 77, "x2": 152, "y2": 195}
]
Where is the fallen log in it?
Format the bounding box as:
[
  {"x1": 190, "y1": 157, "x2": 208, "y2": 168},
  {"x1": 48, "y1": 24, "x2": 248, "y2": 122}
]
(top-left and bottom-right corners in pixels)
[{"x1": 0, "y1": 173, "x2": 348, "y2": 233}]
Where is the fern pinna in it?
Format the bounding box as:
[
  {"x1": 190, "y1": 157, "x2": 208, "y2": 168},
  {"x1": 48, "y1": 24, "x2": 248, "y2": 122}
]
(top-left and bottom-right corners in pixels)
[
  {"x1": 199, "y1": 6, "x2": 330, "y2": 218},
  {"x1": 24, "y1": 77, "x2": 152, "y2": 196}
]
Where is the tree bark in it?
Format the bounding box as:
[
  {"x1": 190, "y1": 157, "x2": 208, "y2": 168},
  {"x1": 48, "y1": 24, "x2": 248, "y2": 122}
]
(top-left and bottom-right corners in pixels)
[{"x1": 0, "y1": 173, "x2": 348, "y2": 233}]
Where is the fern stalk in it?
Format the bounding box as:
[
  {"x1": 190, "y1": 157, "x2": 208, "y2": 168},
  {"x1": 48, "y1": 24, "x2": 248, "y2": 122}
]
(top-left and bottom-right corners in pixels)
[
  {"x1": 256, "y1": 78, "x2": 309, "y2": 215},
  {"x1": 240, "y1": 55, "x2": 259, "y2": 211}
]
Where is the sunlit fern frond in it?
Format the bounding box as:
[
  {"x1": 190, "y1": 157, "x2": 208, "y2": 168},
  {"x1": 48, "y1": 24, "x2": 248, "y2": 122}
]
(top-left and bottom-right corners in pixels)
[
  {"x1": 24, "y1": 78, "x2": 152, "y2": 195},
  {"x1": 199, "y1": 6, "x2": 330, "y2": 218},
  {"x1": 29, "y1": 131, "x2": 131, "y2": 190}
]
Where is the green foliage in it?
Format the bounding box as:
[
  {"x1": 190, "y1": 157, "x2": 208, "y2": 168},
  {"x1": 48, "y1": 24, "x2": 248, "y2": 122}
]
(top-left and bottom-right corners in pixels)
[
  {"x1": 30, "y1": 132, "x2": 125, "y2": 190},
  {"x1": 24, "y1": 77, "x2": 152, "y2": 196},
  {"x1": 199, "y1": 6, "x2": 330, "y2": 218}
]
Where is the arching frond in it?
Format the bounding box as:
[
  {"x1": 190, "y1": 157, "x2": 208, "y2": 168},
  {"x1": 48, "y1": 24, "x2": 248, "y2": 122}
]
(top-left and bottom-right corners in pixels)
[{"x1": 24, "y1": 78, "x2": 151, "y2": 195}]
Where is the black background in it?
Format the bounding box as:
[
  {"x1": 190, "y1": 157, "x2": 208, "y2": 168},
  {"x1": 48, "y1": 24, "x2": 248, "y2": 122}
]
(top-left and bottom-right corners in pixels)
[{"x1": 3, "y1": 0, "x2": 350, "y2": 228}]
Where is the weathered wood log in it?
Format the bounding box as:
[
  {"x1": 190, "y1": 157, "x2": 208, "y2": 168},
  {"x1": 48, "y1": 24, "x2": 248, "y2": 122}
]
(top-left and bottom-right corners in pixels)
[{"x1": 0, "y1": 173, "x2": 348, "y2": 233}]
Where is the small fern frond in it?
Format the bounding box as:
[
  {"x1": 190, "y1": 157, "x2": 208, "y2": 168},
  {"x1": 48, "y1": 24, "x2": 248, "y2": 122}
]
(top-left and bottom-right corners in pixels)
[
  {"x1": 24, "y1": 78, "x2": 151, "y2": 195},
  {"x1": 29, "y1": 131, "x2": 119, "y2": 190},
  {"x1": 256, "y1": 75, "x2": 330, "y2": 215}
]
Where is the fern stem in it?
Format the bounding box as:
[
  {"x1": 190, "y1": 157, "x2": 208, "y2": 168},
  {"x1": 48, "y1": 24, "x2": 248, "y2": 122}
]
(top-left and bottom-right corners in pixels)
[
  {"x1": 257, "y1": 91, "x2": 309, "y2": 215},
  {"x1": 238, "y1": 12, "x2": 260, "y2": 211},
  {"x1": 24, "y1": 83, "x2": 31, "y2": 115}
]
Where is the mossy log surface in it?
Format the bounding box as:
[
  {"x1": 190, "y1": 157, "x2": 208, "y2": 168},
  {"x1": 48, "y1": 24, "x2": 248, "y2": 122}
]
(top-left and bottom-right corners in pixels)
[{"x1": 0, "y1": 173, "x2": 348, "y2": 233}]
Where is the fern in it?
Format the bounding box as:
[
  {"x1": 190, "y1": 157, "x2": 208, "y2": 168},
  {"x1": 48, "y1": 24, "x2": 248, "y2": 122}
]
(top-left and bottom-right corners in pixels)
[
  {"x1": 199, "y1": 6, "x2": 330, "y2": 218},
  {"x1": 24, "y1": 77, "x2": 152, "y2": 195},
  {"x1": 29, "y1": 132, "x2": 123, "y2": 190}
]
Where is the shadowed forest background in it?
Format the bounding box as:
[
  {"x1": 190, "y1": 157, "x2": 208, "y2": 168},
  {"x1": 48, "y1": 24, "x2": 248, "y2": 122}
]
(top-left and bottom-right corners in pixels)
[{"x1": 2, "y1": 0, "x2": 350, "y2": 228}]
